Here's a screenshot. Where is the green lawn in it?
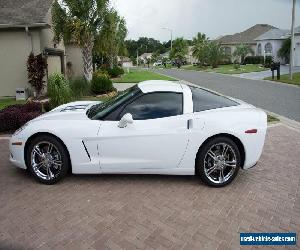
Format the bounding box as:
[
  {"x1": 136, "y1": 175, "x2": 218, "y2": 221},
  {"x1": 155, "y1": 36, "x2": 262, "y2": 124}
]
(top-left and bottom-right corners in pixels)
[
  {"x1": 182, "y1": 64, "x2": 267, "y2": 74},
  {"x1": 113, "y1": 70, "x2": 176, "y2": 83},
  {"x1": 264, "y1": 72, "x2": 300, "y2": 87},
  {"x1": 0, "y1": 98, "x2": 26, "y2": 110},
  {"x1": 267, "y1": 114, "x2": 280, "y2": 123}
]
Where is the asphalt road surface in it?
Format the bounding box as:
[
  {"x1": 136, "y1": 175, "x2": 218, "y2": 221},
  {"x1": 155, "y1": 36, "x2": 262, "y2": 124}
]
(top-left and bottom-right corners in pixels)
[{"x1": 153, "y1": 69, "x2": 300, "y2": 121}]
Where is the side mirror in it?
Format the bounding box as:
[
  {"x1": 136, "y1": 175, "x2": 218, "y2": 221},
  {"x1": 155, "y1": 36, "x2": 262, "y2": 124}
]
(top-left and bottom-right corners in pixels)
[{"x1": 118, "y1": 113, "x2": 133, "y2": 128}]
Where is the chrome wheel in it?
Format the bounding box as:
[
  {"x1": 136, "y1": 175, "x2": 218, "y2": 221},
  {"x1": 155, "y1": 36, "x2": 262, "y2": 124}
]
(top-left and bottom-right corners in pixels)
[
  {"x1": 204, "y1": 143, "x2": 237, "y2": 184},
  {"x1": 31, "y1": 141, "x2": 62, "y2": 181}
]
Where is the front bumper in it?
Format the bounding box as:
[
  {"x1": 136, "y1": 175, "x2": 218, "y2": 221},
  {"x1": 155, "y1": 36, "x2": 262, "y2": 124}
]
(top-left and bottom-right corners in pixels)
[{"x1": 9, "y1": 135, "x2": 26, "y2": 169}]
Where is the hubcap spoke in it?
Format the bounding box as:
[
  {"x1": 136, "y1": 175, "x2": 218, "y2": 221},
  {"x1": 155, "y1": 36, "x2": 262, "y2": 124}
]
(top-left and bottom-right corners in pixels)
[
  {"x1": 206, "y1": 165, "x2": 217, "y2": 176},
  {"x1": 47, "y1": 144, "x2": 53, "y2": 154},
  {"x1": 33, "y1": 146, "x2": 43, "y2": 157},
  {"x1": 222, "y1": 144, "x2": 229, "y2": 157},
  {"x1": 219, "y1": 169, "x2": 225, "y2": 182},
  {"x1": 224, "y1": 160, "x2": 236, "y2": 167},
  {"x1": 207, "y1": 150, "x2": 216, "y2": 160}
]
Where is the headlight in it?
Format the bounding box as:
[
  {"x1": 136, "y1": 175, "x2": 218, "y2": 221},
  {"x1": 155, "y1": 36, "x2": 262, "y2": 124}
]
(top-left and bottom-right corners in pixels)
[{"x1": 13, "y1": 123, "x2": 28, "y2": 136}]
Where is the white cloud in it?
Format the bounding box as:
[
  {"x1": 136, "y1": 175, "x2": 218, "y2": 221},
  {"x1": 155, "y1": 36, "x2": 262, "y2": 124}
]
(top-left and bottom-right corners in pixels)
[{"x1": 111, "y1": 0, "x2": 300, "y2": 41}]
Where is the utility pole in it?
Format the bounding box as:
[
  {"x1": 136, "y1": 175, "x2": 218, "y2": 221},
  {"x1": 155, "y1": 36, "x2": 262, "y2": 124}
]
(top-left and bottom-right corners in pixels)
[
  {"x1": 289, "y1": 0, "x2": 296, "y2": 80},
  {"x1": 162, "y1": 27, "x2": 173, "y2": 51},
  {"x1": 136, "y1": 49, "x2": 139, "y2": 67}
]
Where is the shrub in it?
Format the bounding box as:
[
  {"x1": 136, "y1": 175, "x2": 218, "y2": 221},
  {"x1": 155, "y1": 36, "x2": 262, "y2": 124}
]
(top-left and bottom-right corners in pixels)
[
  {"x1": 0, "y1": 103, "x2": 42, "y2": 132},
  {"x1": 233, "y1": 63, "x2": 240, "y2": 69},
  {"x1": 244, "y1": 56, "x2": 264, "y2": 64},
  {"x1": 69, "y1": 77, "x2": 90, "y2": 98},
  {"x1": 107, "y1": 66, "x2": 124, "y2": 78},
  {"x1": 27, "y1": 52, "x2": 47, "y2": 96},
  {"x1": 264, "y1": 56, "x2": 273, "y2": 68},
  {"x1": 91, "y1": 71, "x2": 113, "y2": 94},
  {"x1": 48, "y1": 73, "x2": 73, "y2": 109}
]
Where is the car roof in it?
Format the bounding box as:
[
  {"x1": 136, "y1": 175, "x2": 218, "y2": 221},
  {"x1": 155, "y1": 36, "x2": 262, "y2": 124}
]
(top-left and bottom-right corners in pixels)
[{"x1": 137, "y1": 80, "x2": 183, "y2": 93}]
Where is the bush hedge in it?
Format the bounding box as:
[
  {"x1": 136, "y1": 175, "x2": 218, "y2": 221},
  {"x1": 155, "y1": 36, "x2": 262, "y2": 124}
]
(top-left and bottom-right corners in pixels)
[
  {"x1": 91, "y1": 71, "x2": 113, "y2": 94},
  {"x1": 244, "y1": 56, "x2": 264, "y2": 64},
  {"x1": 48, "y1": 73, "x2": 73, "y2": 109},
  {"x1": 69, "y1": 77, "x2": 90, "y2": 98},
  {"x1": 0, "y1": 102, "x2": 42, "y2": 132},
  {"x1": 107, "y1": 66, "x2": 124, "y2": 78}
]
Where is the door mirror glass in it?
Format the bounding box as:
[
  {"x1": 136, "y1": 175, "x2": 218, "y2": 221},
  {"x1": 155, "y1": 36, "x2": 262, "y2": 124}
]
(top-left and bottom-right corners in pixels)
[{"x1": 118, "y1": 113, "x2": 133, "y2": 128}]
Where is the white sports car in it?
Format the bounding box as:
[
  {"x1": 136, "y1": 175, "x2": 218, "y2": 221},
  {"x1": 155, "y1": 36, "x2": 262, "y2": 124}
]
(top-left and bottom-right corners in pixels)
[{"x1": 10, "y1": 80, "x2": 267, "y2": 187}]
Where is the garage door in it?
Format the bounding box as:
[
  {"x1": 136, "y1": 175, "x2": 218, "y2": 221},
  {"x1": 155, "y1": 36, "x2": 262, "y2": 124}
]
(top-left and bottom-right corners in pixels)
[
  {"x1": 47, "y1": 55, "x2": 62, "y2": 76},
  {"x1": 295, "y1": 43, "x2": 300, "y2": 67}
]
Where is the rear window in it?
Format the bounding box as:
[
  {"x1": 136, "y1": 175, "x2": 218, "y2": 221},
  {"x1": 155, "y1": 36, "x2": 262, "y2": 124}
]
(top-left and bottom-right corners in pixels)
[{"x1": 189, "y1": 86, "x2": 238, "y2": 112}]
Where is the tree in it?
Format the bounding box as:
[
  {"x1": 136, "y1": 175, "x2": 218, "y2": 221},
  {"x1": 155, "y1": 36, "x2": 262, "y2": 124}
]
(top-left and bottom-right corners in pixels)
[
  {"x1": 27, "y1": 53, "x2": 47, "y2": 96},
  {"x1": 192, "y1": 32, "x2": 209, "y2": 66},
  {"x1": 233, "y1": 43, "x2": 254, "y2": 64},
  {"x1": 278, "y1": 38, "x2": 291, "y2": 63},
  {"x1": 52, "y1": 0, "x2": 109, "y2": 81},
  {"x1": 151, "y1": 51, "x2": 160, "y2": 63},
  {"x1": 94, "y1": 8, "x2": 128, "y2": 68},
  {"x1": 207, "y1": 42, "x2": 226, "y2": 68},
  {"x1": 169, "y1": 38, "x2": 188, "y2": 61}
]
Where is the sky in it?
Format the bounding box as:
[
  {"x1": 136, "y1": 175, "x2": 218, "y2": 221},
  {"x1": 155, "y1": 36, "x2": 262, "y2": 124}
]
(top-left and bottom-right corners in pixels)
[{"x1": 111, "y1": 0, "x2": 300, "y2": 42}]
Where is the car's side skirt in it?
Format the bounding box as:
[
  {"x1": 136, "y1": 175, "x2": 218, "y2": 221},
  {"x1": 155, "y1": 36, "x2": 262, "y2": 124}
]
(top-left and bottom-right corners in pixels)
[{"x1": 97, "y1": 168, "x2": 195, "y2": 175}]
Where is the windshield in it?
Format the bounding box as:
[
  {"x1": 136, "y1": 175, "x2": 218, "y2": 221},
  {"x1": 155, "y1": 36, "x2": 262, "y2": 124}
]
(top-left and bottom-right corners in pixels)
[{"x1": 86, "y1": 85, "x2": 140, "y2": 120}]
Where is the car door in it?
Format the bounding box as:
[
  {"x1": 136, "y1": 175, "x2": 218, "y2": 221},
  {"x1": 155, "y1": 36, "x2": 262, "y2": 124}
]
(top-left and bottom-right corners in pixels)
[{"x1": 97, "y1": 92, "x2": 190, "y2": 172}]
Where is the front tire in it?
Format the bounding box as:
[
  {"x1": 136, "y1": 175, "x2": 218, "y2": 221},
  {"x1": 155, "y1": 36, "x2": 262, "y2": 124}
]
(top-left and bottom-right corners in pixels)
[
  {"x1": 196, "y1": 137, "x2": 241, "y2": 187},
  {"x1": 26, "y1": 135, "x2": 70, "y2": 184}
]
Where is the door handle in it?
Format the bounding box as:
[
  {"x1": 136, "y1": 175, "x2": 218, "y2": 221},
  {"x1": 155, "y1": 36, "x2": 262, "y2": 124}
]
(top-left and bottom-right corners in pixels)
[{"x1": 187, "y1": 119, "x2": 193, "y2": 129}]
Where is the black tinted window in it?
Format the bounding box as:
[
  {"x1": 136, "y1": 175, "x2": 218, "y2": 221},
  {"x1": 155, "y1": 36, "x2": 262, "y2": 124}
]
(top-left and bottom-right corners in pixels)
[
  {"x1": 190, "y1": 86, "x2": 238, "y2": 112},
  {"x1": 120, "y1": 92, "x2": 183, "y2": 120}
]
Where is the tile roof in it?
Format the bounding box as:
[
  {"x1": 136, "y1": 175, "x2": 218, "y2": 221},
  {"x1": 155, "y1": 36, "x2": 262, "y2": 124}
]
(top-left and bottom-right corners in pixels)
[
  {"x1": 216, "y1": 24, "x2": 277, "y2": 44},
  {"x1": 255, "y1": 28, "x2": 289, "y2": 41},
  {"x1": 0, "y1": 0, "x2": 53, "y2": 26}
]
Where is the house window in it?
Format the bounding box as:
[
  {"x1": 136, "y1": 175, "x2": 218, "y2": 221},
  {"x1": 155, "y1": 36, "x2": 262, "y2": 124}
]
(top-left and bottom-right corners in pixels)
[
  {"x1": 257, "y1": 43, "x2": 262, "y2": 55},
  {"x1": 224, "y1": 47, "x2": 231, "y2": 56},
  {"x1": 265, "y1": 43, "x2": 273, "y2": 54}
]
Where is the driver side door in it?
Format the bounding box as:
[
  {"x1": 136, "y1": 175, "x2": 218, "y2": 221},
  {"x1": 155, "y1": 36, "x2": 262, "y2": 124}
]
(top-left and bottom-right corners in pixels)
[{"x1": 98, "y1": 92, "x2": 190, "y2": 172}]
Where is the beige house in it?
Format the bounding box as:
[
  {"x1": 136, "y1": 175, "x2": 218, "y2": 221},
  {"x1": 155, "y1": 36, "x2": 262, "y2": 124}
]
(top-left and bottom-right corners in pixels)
[
  {"x1": 0, "y1": 0, "x2": 84, "y2": 97},
  {"x1": 216, "y1": 24, "x2": 276, "y2": 62}
]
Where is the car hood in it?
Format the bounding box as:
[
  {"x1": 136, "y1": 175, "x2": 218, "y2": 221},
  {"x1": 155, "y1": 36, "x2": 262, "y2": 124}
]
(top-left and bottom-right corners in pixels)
[{"x1": 34, "y1": 101, "x2": 101, "y2": 121}]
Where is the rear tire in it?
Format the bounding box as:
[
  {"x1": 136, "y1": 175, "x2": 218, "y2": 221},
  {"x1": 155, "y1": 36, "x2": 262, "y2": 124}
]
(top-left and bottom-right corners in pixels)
[
  {"x1": 26, "y1": 135, "x2": 70, "y2": 184},
  {"x1": 196, "y1": 136, "x2": 241, "y2": 187}
]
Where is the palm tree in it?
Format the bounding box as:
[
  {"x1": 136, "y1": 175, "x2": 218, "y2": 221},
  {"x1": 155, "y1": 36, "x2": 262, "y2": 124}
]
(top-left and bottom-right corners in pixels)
[
  {"x1": 192, "y1": 32, "x2": 209, "y2": 66},
  {"x1": 233, "y1": 43, "x2": 254, "y2": 64},
  {"x1": 207, "y1": 42, "x2": 226, "y2": 68},
  {"x1": 52, "y1": 0, "x2": 109, "y2": 81},
  {"x1": 169, "y1": 38, "x2": 188, "y2": 62}
]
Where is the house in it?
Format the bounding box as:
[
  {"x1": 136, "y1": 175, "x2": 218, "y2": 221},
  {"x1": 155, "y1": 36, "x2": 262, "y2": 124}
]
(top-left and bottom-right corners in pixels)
[
  {"x1": 139, "y1": 53, "x2": 152, "y2": 63},
  {"x1": 254, "y1": 28, "x2": 289, "y2": 63},
  {"x1": 0, "y1": 0, "x2": 84, "y2": 97},
  {"x1": 117, "y1": 56, "x2": 133, "y2": 68},
  {"x1": 216, "y1": 24, "x2": 276, "y2": 61},
  {"x1": 254, "y1": 26, "x2": 300, "y2": 66},
  {"x1": 160, "y1": 51, "x2": 170, "y2": 59},
  {"x1": 291, "y1": 26, "x2": 300, "y2": 67},
  {"x1": 186, "y1": 46, "x2": 197, "y2": 64}
]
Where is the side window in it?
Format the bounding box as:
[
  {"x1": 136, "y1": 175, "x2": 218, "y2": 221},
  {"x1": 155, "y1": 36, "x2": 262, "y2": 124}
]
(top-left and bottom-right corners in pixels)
[
  {"x1": 119, "y1": 92, "x2": 183, "y2": 120},
  {"x1": 190, "y1": 86, "x2": 238, "y2": 112}
]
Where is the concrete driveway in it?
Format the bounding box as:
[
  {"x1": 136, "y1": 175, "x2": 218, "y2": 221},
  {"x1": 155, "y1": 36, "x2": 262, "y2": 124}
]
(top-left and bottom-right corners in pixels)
[
  {"x1": 0, "y1": 124, "x2": 299, "y2": 249},
  {"x1": 153, "y1": 69, "x2": 300, "y2": 122}
]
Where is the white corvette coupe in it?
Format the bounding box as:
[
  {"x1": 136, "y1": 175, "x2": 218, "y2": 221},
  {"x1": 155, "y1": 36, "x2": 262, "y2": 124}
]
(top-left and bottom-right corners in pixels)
[{"x1": 10, "y1": 80, "x2": 267, "y2": 187}]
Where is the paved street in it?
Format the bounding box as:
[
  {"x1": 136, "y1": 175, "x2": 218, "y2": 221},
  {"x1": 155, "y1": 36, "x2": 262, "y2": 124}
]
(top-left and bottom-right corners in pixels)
[
  {"x1": 153, "y1": 69, "x2": 300, "y2": 121},
  {"x1": 0, "y1": 125, "x2": 300, "y2": 249}
]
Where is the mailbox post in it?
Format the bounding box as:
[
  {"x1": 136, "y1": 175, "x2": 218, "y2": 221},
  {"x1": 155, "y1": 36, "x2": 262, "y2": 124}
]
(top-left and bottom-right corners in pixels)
[{"x1": 271, "y1": 62, "x2": 280, "y2": 80}]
